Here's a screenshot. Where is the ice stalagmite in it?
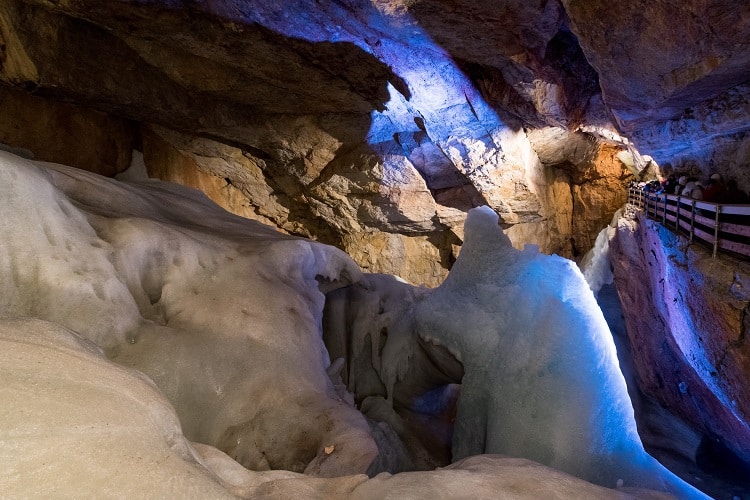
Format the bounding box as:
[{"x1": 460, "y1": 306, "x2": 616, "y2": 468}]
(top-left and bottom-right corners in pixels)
[{"x1": 411, "y1": 206, "x2": 707, "y2": 499}]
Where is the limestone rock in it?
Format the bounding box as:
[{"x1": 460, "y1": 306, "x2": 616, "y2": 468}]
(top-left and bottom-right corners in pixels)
[
  {"x1": 562, "y1": 1, "x2": 750, "y2": 129},
  {"x1": 140, "y1": 125, "x2": 451, "y2": 284},
  {"x1": 0, "y1": 85, "x2": 134, "y2": 176},
  {"x1": 609, "y1": 212, "x2": 750, "y2": 465},
  {"x1": 2, "y1": 0, "x2": 739, "y2": 290},
  {"x1": 529, "y1": 128, "x2": 633, "y2": 257},
  {"x1": 628, "y1": 84, "x2": 750, "y2": 189},
  {"x1": 141, "y1": 126, "x2": 297, "y2": 234},
  {"x1": 571, "y1": 144, "x2": 632, "y2": 256},
  {"x1": 0, "y1": 0, "x2": 629, "y2": 276},
  {"x1": 340, "y1": 232, "x2": 450, "y2": 287},
  {"x1": 563, "y1": 0, "x2": 750, "y2": 172}
]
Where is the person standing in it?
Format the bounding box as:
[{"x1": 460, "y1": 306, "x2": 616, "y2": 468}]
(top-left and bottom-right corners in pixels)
[{"x1": 702, "y1": 173, "x2": 724, "y2": 202}]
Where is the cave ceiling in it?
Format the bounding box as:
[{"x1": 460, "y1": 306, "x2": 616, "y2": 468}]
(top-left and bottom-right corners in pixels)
[
  {"x1": 1, "y1": 0, "x2": 750, "y2": 284},
  {"x1": 3, "y1": 0, "x2": 749, "y2": 163}
]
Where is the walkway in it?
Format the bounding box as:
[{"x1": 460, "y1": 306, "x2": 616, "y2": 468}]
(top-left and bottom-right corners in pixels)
[{"x1": 627, "y1": 187, "x2": 750, "y2": 260}]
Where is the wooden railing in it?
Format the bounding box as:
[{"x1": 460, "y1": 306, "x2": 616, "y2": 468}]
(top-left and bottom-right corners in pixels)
[{"x1": 627, "y1": 187, "x2": 750, "y2": 259}]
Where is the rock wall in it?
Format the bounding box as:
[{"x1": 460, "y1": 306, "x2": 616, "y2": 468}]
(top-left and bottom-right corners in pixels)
[
  {"x1": 2, "y1": 0, "x2": 749, "y2": 281},
  {"x1": 571, "y1": 144, "x2": 632, "y2": 256},
  {"x1": 562, "y1": 0, "x2": 750, "y2": 179},
  {"x1": 136, "y1": 121, "x2": 631, "y2": 284},
  {"x1": 0, "y1": 85, "x2": 134, "y2": 176},
  {"x1": 0, "y1": 0, "x2": 641, "y2": 286},
  {"x1": 609, "y1": 212, "x2": 750, "y2": 465}
]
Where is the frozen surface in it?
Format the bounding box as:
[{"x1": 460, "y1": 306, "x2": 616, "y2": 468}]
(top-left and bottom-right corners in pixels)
[
  {"x1": 0, "y1": 317, "x2": 233, "y2": 498},
  {"x1": 409, "y1": 206, "x2": 707, "y2": 498},
  {"x1": 0, "y1": 150, "x2": 377, "y2": 477},
  {"x1": 580, "y1": 222, "x2": 616, "y2": 294},
  {"x1": 0, "y1": 315, "x2": 661, "y2": 499},
  {"x1": 3, "y1": 315, "x2": 638, "y2": 500},
  {"x1": 0, "y1": 151, "x2": 699, "y2": 498},
  {"x1": 580, "y1": 208, "x2": 624, "y2": 295}
]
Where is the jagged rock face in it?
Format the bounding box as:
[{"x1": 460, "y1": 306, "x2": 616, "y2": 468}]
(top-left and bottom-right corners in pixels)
[
  {"x1": 0, "y1": 2, "x2": 746, "y2": 271},
  {"x1": 0, "y1": 0, "x2": 639, "y2": 285},
  {"x1": 562, "y1": 0, "x2": 750, "y2": 178},
  {"x1": 628, "y1": 84, "x2": 750, "y2": 190},
  {"x1": 562, "y1": 1, "x2": 750, "y2": 128},
  {"x1": 609, "y1": 213, "x2": 750, "y2": 465}
]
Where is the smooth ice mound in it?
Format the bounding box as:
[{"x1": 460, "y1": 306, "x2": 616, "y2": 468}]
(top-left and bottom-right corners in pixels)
[
  {"x1": 0, "y1": 150, "x2": 377, "y2": 478},
  {"x1": 0, "y1": 150, "x2": 706, "y2": 498},
  {"x1": 0, "y1": 317, "x2": 236, "y2": 499}
]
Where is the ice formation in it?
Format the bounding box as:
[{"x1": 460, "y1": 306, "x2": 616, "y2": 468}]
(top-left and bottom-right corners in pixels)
[
  {"x1": 0, "y1": 150, "x2": 378, "y2": 477},
  {"x1": 579, "y1": 210, "x2": 621, "y2": 295},
  {"x1": 324, "y1": 205, "x2": 704, "y2": 497},
  {"x1": 0, "y1": 317, "x2": 235, "y2": 498},
  {"x1": 409, "y1": 206, "x2": 705, "y2": 498},
  {"x1": 0, "y1": 150, "x2": 707, "y2": 498}
]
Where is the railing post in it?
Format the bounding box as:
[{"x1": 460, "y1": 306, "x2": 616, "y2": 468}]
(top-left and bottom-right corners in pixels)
[
  {"x1": 713, "y1": 205, "x2": 721, "y2": 258},
  {"x1": 650, "y1": 193, "x2": 654, "y2": 218},
  {"x1": 657, "y1": 194, "x2": 661, "y2": 221},
  {"x1": 626, "y1": 192, "x2": 747, "y2": 260},
  {"x1": 656, "y1": 194, "x2": 660, "y2": 221},
  {"x1": 689, "y1": 200, "x2": 696, "y2": 243},
  {"x1": 646, "y1": 193, "x2": 656, "y2": 219}
]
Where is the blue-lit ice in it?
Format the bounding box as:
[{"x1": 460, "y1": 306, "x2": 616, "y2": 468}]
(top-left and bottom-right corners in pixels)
[
  {"x1": 580, "y1": 213, "x2": 619, "y2": 295},
  {"x1": 408, "y1": 206, "x2": 705, "y2": 498}
]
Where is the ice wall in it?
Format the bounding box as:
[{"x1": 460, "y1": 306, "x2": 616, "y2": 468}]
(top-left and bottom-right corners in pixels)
[
  {"x1": 323, "y1": 205, "x2": 707, "y2": 497},
  {"x1": 579, "y1": 211, "x2": 620, "y2": 295}
]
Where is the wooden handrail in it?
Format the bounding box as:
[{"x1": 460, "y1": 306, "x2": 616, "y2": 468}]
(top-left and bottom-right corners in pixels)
[{"x1": 627, "y1": 187, "x2": 750, "y2": 260}]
